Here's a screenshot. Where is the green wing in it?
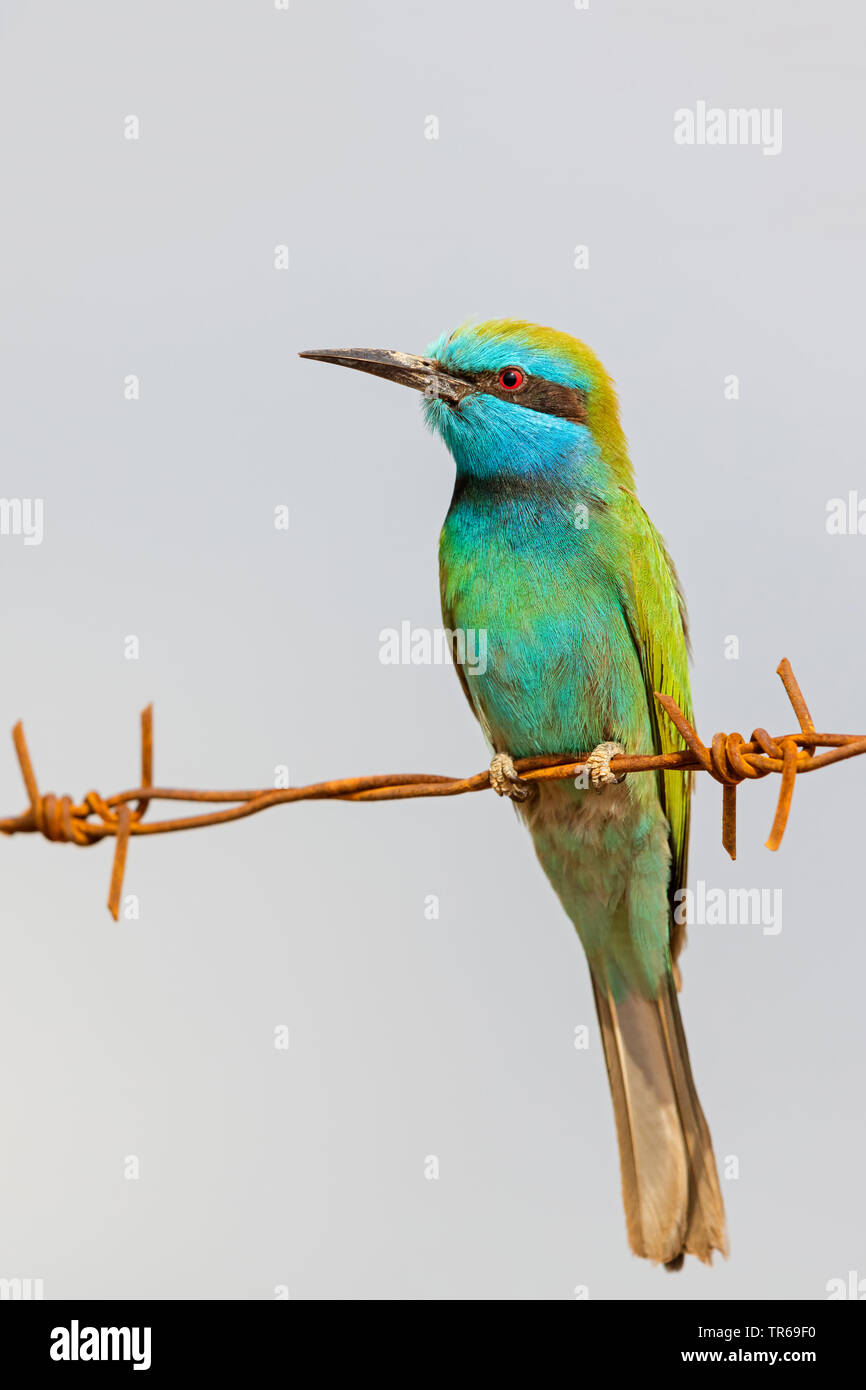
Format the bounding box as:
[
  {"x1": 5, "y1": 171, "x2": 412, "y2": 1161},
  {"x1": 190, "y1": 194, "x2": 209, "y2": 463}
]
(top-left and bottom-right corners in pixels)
[{"x1": 618, "y1": 490, "x2": 693, "y2": 966}]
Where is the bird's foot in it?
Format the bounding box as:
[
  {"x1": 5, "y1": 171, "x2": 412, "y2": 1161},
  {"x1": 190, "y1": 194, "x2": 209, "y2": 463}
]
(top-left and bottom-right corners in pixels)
[
  {"x1": 489, "y1": 752, "x2": 531, "y2": 801},
  {"x1": 584, "y1": 741, "x2": 627, "y2": 789}
]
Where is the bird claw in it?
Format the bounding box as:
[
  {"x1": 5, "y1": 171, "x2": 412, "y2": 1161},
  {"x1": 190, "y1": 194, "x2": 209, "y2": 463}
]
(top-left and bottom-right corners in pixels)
[
  {"x1": 584, "y1": 742, "x2": 627, "y2": 789},
  {"x1": 489, "y1": 752, "x2": 531, "y2": 801}
]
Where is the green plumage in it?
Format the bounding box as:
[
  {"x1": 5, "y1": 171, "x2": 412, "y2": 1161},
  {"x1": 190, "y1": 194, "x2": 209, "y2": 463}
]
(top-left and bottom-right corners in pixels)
[
  {"x1": 428, "y1": 321, "x2": 724, "y2": 1265},
  {"x1": 432, "y1": 321, "x2": 692, "y2": 998},
  {"x1": 302, "y1": 318, "x2": 727, "y2": 1267}
]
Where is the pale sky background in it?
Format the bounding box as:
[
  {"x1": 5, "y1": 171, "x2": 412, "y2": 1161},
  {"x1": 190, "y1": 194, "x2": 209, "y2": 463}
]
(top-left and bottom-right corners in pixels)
[{"x1": 0, "y1": 0, "x2": 864, "y2": 1300}]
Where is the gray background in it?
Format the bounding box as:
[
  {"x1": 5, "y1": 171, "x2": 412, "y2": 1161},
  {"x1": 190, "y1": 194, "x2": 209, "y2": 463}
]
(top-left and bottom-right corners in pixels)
[{"x1": 0, "y1": 0, "x2": 863, "y2": 1300}]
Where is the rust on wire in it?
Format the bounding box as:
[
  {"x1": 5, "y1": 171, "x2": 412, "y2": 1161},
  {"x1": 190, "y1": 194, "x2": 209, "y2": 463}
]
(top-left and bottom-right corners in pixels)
[{"x1": 1, "y1": 659, "x2": 863, "y2": 920}]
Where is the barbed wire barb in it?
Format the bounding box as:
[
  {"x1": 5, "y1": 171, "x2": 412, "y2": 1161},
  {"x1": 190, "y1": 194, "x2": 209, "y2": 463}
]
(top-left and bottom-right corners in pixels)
[{"x1": 1, "y1": 659, "x2": 864, "y2": 920}]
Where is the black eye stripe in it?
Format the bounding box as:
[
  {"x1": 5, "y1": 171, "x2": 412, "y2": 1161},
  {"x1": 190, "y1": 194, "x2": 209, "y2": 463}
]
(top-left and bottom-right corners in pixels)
[{"x1": 435, "y1": 364, "x2": 587, "y2": 424}]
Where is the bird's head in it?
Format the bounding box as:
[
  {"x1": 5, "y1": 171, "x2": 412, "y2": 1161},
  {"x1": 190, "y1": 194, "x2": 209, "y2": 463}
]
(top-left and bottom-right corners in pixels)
[{"x1": 300, "y1": 318, "x2": 632, "y2": 492}]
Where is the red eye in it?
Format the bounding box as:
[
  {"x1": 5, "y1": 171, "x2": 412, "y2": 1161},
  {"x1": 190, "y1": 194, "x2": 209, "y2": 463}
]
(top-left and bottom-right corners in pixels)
[{"x1": 498, "y1": 367, "x2": 525, "y2": 390}]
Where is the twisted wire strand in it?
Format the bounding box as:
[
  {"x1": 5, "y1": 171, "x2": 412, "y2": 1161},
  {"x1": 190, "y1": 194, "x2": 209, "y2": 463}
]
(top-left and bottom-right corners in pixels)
[{"x1": 1, "y1": 659, "x2": 863, "y2": 920}]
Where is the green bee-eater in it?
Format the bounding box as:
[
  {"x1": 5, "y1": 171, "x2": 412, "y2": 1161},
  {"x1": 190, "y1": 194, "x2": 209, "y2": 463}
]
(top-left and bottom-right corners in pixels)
[{"x1": 301, "y1": 320, "x2": 727, "y2": 1268}]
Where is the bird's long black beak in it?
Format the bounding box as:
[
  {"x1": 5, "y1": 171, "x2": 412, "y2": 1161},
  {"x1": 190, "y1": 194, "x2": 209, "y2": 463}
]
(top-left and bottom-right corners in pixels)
[{"x1": 298, "y1": 347, "x2": 472, "y2": 408}]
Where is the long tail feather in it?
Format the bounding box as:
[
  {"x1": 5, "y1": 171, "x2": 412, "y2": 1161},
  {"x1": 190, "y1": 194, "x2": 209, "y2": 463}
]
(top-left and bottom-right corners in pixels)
[{"x1": 591, "y1": 972, "x2": 728, "y2": 1267}]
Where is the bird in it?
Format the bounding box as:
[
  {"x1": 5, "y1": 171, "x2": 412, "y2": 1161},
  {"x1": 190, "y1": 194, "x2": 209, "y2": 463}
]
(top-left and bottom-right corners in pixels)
[{"x1": 300, "y1": 320, "x2": 727, "y2": 1268}]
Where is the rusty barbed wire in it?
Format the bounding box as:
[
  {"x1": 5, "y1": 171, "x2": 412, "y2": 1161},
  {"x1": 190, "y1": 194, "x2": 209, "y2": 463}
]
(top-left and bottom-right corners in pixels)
[{"x1": 1, "y1": 659, "x2": 864, "y2": 921}]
